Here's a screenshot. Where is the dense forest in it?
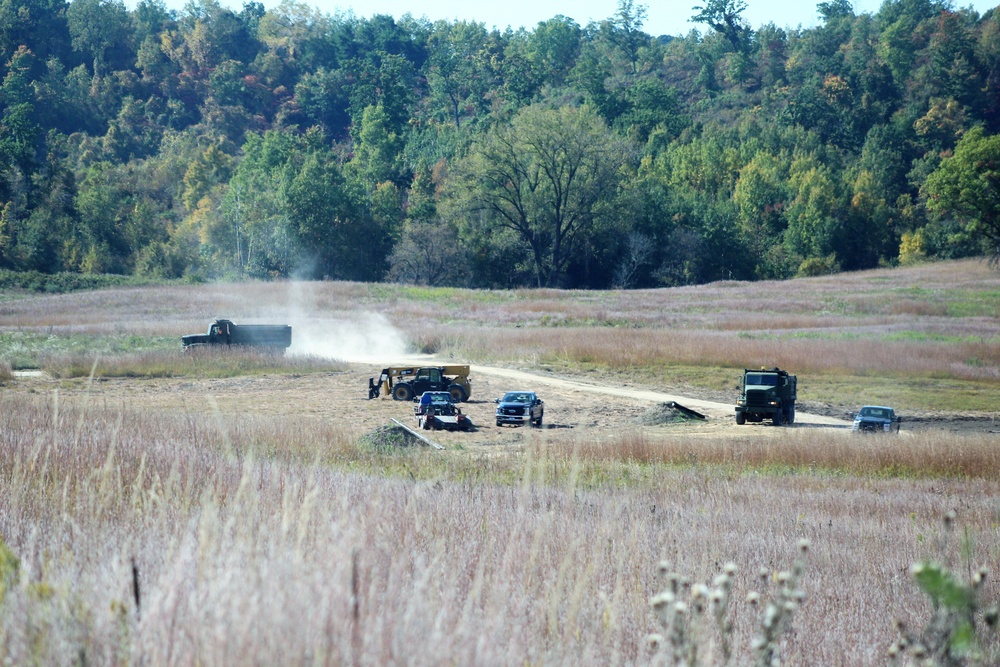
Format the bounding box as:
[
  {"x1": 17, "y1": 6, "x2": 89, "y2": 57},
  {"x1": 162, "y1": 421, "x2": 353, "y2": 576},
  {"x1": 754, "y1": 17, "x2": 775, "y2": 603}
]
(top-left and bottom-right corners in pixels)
[{"x1": 0, "y1": 0, "x2": 997, "y2": 288}]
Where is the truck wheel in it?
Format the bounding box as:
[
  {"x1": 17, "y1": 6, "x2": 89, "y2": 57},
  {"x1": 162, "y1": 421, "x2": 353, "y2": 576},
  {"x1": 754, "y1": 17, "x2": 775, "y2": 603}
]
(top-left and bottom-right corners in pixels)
[
  {"x1": 736, "y1": 411, "x2": 746, "y2": 425},
  {"x1": 392, "y1": 384, "x2": 413, "y2": 401},
  {"x1": 448, "y1": 384, "x2": 467, "y2": 403},
  {"x1": 496, "y1": 420, "x2": 503, "y2": 427},
  {"x1": 772, "y1": 409, "x2": 784, "y2": 426},
  {"x1": 786, "y1": 405, "x2": 795, "y2": 424}
]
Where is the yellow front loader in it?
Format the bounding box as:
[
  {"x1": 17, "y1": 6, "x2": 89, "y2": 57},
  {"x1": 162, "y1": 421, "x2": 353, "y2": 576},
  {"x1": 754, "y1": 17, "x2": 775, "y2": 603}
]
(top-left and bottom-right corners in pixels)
[{"x1": 367, "y1": 365, "x2": 472, "y2": 402}]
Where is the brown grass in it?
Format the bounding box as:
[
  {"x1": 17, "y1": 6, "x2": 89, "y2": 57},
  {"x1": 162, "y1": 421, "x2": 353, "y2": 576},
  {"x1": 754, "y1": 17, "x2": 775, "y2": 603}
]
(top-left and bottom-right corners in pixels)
[
  {"x1": 1, "y1": 393, "x2": 998, "y2": 665},
  {"x1": 565, "y1": 429, "x2": 1000, "y2": 479}
]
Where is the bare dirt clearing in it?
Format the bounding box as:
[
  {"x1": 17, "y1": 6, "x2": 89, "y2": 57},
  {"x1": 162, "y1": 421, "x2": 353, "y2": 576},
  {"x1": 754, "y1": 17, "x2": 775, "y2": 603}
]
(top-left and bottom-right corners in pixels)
[{"x1": 15, "y1": 361, "x2": 995, "y2": 453}]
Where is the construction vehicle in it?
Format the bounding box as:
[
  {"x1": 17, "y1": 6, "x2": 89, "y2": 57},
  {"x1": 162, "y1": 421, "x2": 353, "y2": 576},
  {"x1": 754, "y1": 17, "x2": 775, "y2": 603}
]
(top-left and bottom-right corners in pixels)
[
  {"x1": 182, "y1": 319, "x2": 292, "y2": 352},
  {"x1": 735, "y1": 367, "x2": 796, "y2": 426},
  {"x1": 368, "y1": 365, "x2": 472, "y2": 403}
]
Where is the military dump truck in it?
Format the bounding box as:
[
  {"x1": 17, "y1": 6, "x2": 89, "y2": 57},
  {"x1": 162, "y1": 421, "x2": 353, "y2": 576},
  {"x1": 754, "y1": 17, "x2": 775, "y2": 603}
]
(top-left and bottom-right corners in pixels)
[
  {"x1": 368, "y1": 365, "x2": 472, "y2": 402},
  {"x1": 735, "y1": 367, "x2": 797, "y2": 426},
  {"x1": 181, "y1": 319, "x2": 292, "y2": 352}
]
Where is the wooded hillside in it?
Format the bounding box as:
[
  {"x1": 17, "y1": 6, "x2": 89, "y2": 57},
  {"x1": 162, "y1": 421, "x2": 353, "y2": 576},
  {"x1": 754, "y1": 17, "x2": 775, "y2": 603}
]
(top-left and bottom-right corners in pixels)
[{"x1": 0, "y1": 0, "x2": 997, "y2": 287}]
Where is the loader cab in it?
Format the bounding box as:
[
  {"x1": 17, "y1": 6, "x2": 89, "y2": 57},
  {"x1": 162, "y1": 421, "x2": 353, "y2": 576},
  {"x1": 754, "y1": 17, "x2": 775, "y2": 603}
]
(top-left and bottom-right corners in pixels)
[
  {"x1": 410, "y1": 367, "x2": 444, "y2": 396},
  {"x1": 416, "y1": 368, "x2": 442, "y2": 384}
]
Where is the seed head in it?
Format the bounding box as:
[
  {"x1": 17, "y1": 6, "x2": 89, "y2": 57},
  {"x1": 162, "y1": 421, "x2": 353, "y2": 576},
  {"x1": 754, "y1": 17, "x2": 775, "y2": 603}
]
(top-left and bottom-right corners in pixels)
[
  {"x1": 647, "y1": 634, "x2": 664, "y2": 650},
  {"x1": 943, "y1": 510, "x2": 956, "y2": 528},
  {"x1": 657, "y1": 561, "x2": 671, "y2": 578},
  {"x1": 985, "y1": 607, "x2": 998, "y2": 628},
  {"x1": 759, "y1": 567, "x2": 770, "y2": 582},
  {"x1": 746, "y1": 591, "x2": 760, "y2": 605},
  {"x1": 797, "y1": 538, "x2": 810, "y2": 553},
  {"x1": 651, "y1": 592, "x2": 675, "y2": 610},
  {"x1": 692, "y1": 584, "x2": 709, "y2": 600},
  {"x1": 724, "y1": 562, "x2": 737, "y2": 576}
]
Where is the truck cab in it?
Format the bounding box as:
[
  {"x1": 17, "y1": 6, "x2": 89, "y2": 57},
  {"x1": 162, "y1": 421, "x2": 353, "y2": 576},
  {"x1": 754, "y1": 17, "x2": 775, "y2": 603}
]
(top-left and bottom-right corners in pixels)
[{"x1": 735, "y1": 368, "x2": 797, "y2": 426}]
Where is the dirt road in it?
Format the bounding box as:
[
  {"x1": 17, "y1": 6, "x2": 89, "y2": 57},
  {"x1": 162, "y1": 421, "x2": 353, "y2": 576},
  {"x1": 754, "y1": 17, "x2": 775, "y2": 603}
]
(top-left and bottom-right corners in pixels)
[{"x1": 470, "y1": 364, "x2": 849, "y2": 427}]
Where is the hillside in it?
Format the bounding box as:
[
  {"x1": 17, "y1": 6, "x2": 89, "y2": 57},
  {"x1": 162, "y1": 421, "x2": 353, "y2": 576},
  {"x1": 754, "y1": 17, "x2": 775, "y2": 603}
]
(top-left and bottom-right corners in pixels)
[{"x1": 0, "y1": 0, "x2": 997, "y2": 289}]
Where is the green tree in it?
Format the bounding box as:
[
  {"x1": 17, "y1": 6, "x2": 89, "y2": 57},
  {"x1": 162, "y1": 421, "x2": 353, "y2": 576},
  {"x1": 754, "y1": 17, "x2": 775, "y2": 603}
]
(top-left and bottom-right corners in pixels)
[
  {"x1": 446, "y1": 104, "x2": 631, "y2": 287},
  {"x1": 66, "y1": 0, "x2": 131, "y2": 76},
  {"x1": 609, "y1": 0, "x2": 648, "y2": 75},
  {"x1": 691, "y1": 0, "x2": 752, "y2": 54},
  {"x1": 527, "y1": 16, "x2": 581, "y2": 88},
  {"x1": 425, "y1": 20, "x2": 492, "y2": 128},
  {"x1": 924, "y1": 126, "x2": 1000, "y2": 259}
]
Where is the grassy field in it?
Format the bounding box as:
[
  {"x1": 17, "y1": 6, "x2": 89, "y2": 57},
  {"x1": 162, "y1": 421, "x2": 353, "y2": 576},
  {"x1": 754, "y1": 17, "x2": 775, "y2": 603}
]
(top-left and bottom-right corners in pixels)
[{"x1": 1, "y1": 259, "x2": 999, "y2": 665}]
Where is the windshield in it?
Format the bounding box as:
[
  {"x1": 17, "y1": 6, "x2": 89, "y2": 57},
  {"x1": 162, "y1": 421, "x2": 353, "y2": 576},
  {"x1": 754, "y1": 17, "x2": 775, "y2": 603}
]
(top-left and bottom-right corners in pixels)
[
  {"x1": 502, "y1": 392, "x2": 533, "y2": 403},
  {"x1": 745, "y1": 373, "x2": 778, "y2": 386},
  {"x1": 859, "y1": 406, "x2": 892, "y2": 419}
]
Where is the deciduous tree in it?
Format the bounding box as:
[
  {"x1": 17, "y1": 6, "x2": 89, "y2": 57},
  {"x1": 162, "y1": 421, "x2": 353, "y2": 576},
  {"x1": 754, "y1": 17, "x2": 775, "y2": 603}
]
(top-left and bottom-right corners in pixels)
[{"x1": 446, "y1": 104, "x2": 631, "y2": 287}]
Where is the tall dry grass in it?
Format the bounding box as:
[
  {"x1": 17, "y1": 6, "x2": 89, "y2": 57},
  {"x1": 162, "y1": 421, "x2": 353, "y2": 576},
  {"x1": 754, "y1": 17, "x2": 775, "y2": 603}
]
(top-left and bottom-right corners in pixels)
[
  {"x1": 1, "y1": 392, "x2": 998, "y2": 665},
  {"x1": 563, "y1": 429, "x2": 1000, "y2": 479}
]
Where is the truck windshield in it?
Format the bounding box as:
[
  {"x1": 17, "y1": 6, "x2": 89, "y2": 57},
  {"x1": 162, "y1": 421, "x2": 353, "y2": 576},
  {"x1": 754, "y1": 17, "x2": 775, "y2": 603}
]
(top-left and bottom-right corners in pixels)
[
  {"x1": 503, "y1": 393, "x2": 532, "y2": 403},
  {"x1": 745, "y1": 374, "x2": 778, "y2": 386},
  {"x1": 859, "y1": 407, "x2": 891, "y2": 418}
]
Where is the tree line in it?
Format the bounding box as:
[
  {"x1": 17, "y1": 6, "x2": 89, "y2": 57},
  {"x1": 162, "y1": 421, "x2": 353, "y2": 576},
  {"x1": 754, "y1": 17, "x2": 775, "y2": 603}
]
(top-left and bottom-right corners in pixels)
[{"x1": 0, "y1": 0, "x2": 997, "y2": 288}]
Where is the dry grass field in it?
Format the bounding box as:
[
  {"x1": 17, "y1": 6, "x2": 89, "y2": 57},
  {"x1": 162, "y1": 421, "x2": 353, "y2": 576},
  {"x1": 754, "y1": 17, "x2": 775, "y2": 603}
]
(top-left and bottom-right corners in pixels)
[{"x1": 1, "y1": 259, "x2": 999, "y2": 665}]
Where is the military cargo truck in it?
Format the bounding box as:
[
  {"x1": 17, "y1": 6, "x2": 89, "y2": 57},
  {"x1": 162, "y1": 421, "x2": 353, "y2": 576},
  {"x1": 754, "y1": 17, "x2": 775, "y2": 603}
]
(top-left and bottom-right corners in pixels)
[
  {"x1": 735, "y1": 367, "x2": 796, "y2": 426},
  {"x1": 182, "y1": 319, "x2": 292, "y2": 352}
]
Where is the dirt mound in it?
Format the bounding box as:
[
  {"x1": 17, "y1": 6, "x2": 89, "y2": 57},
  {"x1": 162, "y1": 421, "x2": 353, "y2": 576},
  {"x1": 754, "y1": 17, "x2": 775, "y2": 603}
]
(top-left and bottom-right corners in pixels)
[
  {"x1": 360, "y1": 424, "x2": 425, "y2": 450},
  {"x1": 638, "y1": 402, "x2": 706, "y2": 426}
]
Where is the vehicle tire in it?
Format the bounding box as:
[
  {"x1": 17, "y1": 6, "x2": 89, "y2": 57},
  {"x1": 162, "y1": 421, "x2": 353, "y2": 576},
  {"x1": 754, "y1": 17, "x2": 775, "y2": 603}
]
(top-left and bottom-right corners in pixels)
[
  {"x1": 496, "y1": 420, "x2": 503, "y2": 427},
  {"x1": 772, "y1": 409, "x2": 784, "y2": 426},
  {"x1": 392, "y1": 384, "x2": 413, "y2": 401},
  {"x1": 735, "y1": 411, "x2": 746, "y2": 425},
  {"x1": 448, "y1": 384, "x2": 467, "y2": 403},
  {"x1": 787, "y1": 405, "x2": 795, "y2": 424}
]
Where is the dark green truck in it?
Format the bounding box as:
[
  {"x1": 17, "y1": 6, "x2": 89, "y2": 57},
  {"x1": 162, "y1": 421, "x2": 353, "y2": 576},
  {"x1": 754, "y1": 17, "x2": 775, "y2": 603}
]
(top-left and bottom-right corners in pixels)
[
  {"x1": 181, "y1": 319, "x2": 292, "y2": 352},
  {"x1": 735, "y1": 367, "x2": 797, "y2": 426}
]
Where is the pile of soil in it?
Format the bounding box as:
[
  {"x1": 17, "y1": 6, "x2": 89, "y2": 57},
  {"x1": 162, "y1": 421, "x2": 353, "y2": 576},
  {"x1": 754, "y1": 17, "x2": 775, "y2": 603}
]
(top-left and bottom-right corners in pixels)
[
  {"x1": 360, "y1": 424, "x2": 425, "y2": 449},
  {"x1": 637, "y1": 402, "x2": 705, "y2": 426}
]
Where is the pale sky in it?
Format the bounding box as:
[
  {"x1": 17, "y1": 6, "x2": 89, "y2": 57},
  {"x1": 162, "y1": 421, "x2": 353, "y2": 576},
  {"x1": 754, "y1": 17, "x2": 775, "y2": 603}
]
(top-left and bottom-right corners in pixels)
[{"x1": 189, "y1": 0, "x2": 999, "y2": 37}]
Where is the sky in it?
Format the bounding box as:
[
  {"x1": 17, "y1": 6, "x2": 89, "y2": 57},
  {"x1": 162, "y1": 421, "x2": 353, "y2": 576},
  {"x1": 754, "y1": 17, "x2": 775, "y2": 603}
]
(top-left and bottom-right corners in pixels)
[{"x1": 186, "y1": 0, "x2": 999, "y2": 37}]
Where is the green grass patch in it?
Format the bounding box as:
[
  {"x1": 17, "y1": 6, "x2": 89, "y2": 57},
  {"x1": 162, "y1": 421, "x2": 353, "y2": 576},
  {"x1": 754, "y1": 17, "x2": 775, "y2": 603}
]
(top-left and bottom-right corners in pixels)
[
  {"x1": 43, "y1": 349, "x2": 347, "y2": 380},
  {"x1": 0, "y1": 269, "x2": 186, "y2": 294},
  {"x1": 943, "y1": 289, "x2": 1000, "y2": 317},
  {"x1": 0, "y1": 332, "x2": 179, "y2": 369}
]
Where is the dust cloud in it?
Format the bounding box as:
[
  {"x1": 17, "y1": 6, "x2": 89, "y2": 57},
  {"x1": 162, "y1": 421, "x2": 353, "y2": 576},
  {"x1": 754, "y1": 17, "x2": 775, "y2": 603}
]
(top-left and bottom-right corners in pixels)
[
  {"x1": 288, "y1": 311, "x2": 410, "y2": 363},
  {"x1": 280, "y1": 282, "x2": 411, "y2": 363}
]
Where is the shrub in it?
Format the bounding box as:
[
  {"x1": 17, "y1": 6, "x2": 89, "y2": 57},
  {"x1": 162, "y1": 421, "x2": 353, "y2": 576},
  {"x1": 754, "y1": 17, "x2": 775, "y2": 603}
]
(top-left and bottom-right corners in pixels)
[{"x1": 889, "y1": 513, "x2": 999, "y2": 666}]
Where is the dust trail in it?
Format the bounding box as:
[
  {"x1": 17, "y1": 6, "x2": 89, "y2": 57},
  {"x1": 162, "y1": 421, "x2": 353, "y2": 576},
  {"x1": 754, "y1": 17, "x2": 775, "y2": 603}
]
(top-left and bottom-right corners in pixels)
[
  {"x1": 279, "y1": 281, "x2": 411, "y2": 362},
  {"x1": 289, "y1": 312, "x2": 410, "y2": 362}
]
